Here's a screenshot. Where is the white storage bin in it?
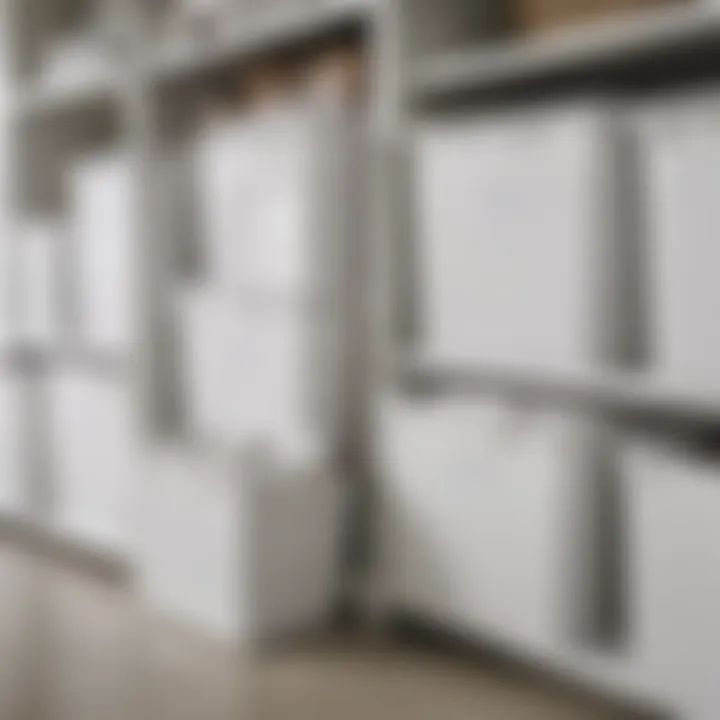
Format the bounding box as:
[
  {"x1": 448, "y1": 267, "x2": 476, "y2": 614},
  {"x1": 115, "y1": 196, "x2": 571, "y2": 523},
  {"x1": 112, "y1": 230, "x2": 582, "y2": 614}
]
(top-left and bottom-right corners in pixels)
[
  {"x1": 635, "y1": 94, "x2": 720, "y2": 394},
  {"x1": 178, "y1": 287, "x2": 318, "y2": 458},
  {"x1": 0, "y1": 235, "x2": 12, "y2": 346},
  {"x1": 40, "y1": 34, "x2": 112, "y2": 93},
  {"x1": 68, "y1": 152, "x2": 138, "y2": 353},
  {"x1": 0, "y1": 372, "x2": 28, "y2": 514},
  {"x1": 415, "y1": 104, "x2": 623, "y2": 372},
  {"x1": 177, "y1": 0, "x2": 226, "y2": 13},
  {"x1": 46, "y1": 369, "x2": 141, "y2": 553},
  {"x1": 624, "y1": 440, "x2": 720, "y2": 720},
  {"x1": 379, "y1": 397, "x2": 596, "y2": 653},
  {"x1": 196, "y1": 101, "x2": 336, "y2": 300},
  {"x1": 138, "y1": 445, "x2": 343, "y2": 644},
  {"x1": 17, "y1": 222, "x2": 64, "y2": 346},
  {"x1": 378, "y1": 399, "x2": 502, "y2": 629},
  {"x1": 168, "y1": 0, "x2": 235, "y2": 36},
  {"x1": 0, "y1": 47, "x2": 11, "y2": 345},
  {"x1": 178, "y1": 288, "x2": 249, "y2": 444},
  {"x1": 195, "y1": 113, "x2": 257, "y2": 292},
  {"x1": 247, "y1": 105, "x2": 322, "y2": 299}
]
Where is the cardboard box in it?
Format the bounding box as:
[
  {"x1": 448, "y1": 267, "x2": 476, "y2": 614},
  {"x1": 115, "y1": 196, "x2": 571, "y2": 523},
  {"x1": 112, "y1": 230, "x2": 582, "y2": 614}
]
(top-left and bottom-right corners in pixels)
[
  {"x1": 305, "y1": 46, "x2": 368, "y2": 103},
  {"x1": 515, "y1": 0, "x2": 686, "y2": 35}
]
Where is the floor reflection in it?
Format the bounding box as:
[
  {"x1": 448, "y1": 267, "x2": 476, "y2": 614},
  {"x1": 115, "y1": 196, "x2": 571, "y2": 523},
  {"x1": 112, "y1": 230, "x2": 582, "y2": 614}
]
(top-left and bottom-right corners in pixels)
[{"x1": 0, "y1": 545, "x2": 634, "y2": 720}]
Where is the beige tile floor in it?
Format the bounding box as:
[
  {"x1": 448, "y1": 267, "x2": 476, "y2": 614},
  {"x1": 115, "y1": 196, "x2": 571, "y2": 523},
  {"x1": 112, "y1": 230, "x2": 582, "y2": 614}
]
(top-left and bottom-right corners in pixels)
[{"x1": 0, "y1": 544, "x2": 640, "y2": 720}]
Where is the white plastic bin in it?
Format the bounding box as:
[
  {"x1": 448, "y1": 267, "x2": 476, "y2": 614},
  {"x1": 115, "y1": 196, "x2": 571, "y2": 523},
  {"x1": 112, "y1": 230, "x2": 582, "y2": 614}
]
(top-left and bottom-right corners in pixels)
[
  {"x1": 0, "y1": 371, "x2": 28, "y2": 514},
  {"x1": 68, "y1": 152, "x2": 138, "y2": 353},
  {"x1": 17, "y1": 221, "x2": 64, "y2": 346},
  {"x1": 624, "y1": 439, "x2": 720, "y2": 720},
  {"x1": 138, "y1": 445, "x2": 344, "y2": 644},
  {"x1": 0, "y1": 234, "x2": 12, "y2": 345},
  {"x1": 46, "y1": 369, "x2": 141, "y2": 553},
  {"x1": 41, "y1": 34, "x2": 112, "y2": 93},
  {"x1": 195, "y1": 113, "x2": 257, "y2": 292},
  {"x1": 378, "y1": 397, "x2": 597, "y2": 654},
  {"x1": 635, "y1": 94, "x2": 720, "y2": 394},
  {"x1": 415, "y1": 104, "x2": 624, "y2": 372},
  {"x1": 196, "y1": 105, "x2": 317, "y2": 298},
  {"x1": 196, "y1": 100, "x2": 343, "y2": 301},
  {"x1": 178, "y1": 287, "x2": 316, "y2": 456}
]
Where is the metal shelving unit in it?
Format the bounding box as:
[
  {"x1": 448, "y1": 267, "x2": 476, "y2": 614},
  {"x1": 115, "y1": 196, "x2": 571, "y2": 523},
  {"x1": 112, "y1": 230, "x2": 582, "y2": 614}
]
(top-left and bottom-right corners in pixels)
[
  {"x1": 149, "y1": 1, "x2": 374, "y2": 83},
  {"x1": 411, "y1": 4, "x2": 720, "y2": 104},
  {"x1": 404, "y1": 358, "x2": 720, "y2": 426},
  {"x1": 1, "y1": 0, "x2": 716, "y2": 711},
  {"x1": 13, "y1": 72, "x2": 122, "y2": 121},
  {"x1": 395, "y1": 0, "x2": 720, "y2": 426},
  {"x1": 373, "y1": 2, "x2": 720, "y2": 716},
  {"x1": 0, "y1": 0, "x2": 386, "y2": 575}
]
